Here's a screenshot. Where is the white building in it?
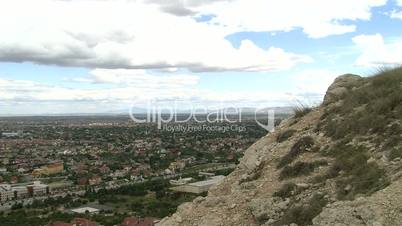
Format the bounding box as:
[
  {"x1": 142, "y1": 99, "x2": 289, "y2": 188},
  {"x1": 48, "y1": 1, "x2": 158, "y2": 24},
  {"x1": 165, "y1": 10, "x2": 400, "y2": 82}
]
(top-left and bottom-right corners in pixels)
[
  {"x1": 71, "y1": 207, "x2": 100, "y2": 214},
  {"x1": 27, "y1": 181, "x2": 49, "y2": 196},
  {"x1": 0, "y1": 184, "x2": 14, "y2": 202},
  {"x1": 0, "y1": 181, "x2": 49, "y2": 202},
  {"x1": 170, "y1": 177, "x2": 193, "y2": 186},
  {"x1": 0, "y1": 168, "x2": 7, "y2": 174},
  {"x1": 170, "y1": 175, "x2": 225, "y2": 194},
  {"x1": 1, "y1": 131, "x2": 23, "y2": 138},
  {"x1": 13, "y1": 186, "x2": 29, "y2": 199}
]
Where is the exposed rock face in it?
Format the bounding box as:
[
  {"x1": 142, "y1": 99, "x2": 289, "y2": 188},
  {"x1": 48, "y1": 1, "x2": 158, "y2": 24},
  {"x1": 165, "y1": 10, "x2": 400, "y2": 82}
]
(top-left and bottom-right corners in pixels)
[
  {"x1": 313, "y1": 176, "x2": 402, "y2": 226},
  {"x1": 323, "y1": 74, "x2": 362, "y2": 105},
  {"x1": 158, "y1": 69, "x2": 402, "y2": 226}
]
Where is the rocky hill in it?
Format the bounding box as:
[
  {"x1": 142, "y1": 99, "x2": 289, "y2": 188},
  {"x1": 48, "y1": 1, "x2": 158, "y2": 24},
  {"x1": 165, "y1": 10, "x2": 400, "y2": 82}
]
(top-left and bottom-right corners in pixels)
[{"x1": 157, "y1": 68, "x2": 402, "y2": 226}]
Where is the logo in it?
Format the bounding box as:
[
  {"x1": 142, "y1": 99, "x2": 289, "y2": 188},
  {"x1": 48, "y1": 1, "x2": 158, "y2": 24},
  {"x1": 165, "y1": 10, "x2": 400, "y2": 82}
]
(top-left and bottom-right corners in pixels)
[{"x1": 129, "y1": 100, "x2": 275, "y2": 132}]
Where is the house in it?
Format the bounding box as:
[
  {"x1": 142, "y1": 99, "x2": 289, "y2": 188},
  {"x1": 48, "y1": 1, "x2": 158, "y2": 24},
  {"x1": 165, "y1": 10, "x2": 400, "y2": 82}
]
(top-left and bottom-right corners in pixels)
[
  {"x1": 78, "y1": 178, "x2": 88, "y2": 186},
  {"x1": 100, "y1": 164, "x2": 110, "y2": 174},
  {"x1": 10, "y1": 176, "x2": 18, "y2": 184},
  {"x1": 47, "y1": 222, "x2": 73, "y2": 226},
  {"x1": 0, "y1": 168, "x2": 7, "y2": 174},
  {"x1": 48, "y1": 218, "x2": 98, "y2": 226},
  {"x1": 71, "y1": 218, "x2": 99, "y2": 226},
  {"x1": 121, "y1": 216, "x2": 157, "y2": 226},
  {"x1": 32, "y1": 162, "x2": 64, "y2": 177},
  {"x1": 168, "y1": 161, "x2": 185, "y2": 172},
  {"x1": 121, "y1": 216, "x2": 139, "y2": 226},
  {"x1": 89, "y1": 176, "x2": 102, "y2": 185},
  {"x1": 139, "y1": 217, "x2": 157, "y2": 226}
]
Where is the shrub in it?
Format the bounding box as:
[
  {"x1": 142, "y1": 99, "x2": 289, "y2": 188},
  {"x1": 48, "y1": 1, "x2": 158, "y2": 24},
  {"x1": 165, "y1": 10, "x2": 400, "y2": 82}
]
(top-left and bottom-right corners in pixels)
[
  {"x1": 316, "y1": 142, "x2": 390, "y2": 199},
  {"x1": 293, "y1": 102, "x2": 312, "y2": 119},
  {"x1": 320, "y1": 66, "x2": 402, "y2": 150},
  {"x1": 276, "y1": 129, "x2": 297, "y2": 143},
  {"x1": 273, "y1": 193, "x2": 327, "y2": 226},
  {"x1": 335, "y1": 161, "x2": 388, "y2": 200},
  {"x1": 389, "y1": 148, "x2": 402, "y2": 160},
  {"x1": 273, "y1": 182, "x2": 298, "y2": 199},
  {"x1": 310, "y1": 163, "x2": 340, "y2": 184},
  {"x1": 277, "y1": 136, "x2": 314, "y2": 168},
  {"x1": 325, "y1": 144, "x2": 389, "y2": 200},
  {"x1": 279, "y1": 160, "x2": 327, "y2": 180}
]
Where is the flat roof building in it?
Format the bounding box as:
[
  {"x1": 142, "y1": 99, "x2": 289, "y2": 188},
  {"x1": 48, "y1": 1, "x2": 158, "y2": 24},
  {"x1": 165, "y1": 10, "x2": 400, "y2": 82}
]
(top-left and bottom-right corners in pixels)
[
  {"x1": 71, "y1": 207, "x2": 100, "y2": 214},
  {"x1": 170, "y1": 175, "x2": 225, "y2": 194}
]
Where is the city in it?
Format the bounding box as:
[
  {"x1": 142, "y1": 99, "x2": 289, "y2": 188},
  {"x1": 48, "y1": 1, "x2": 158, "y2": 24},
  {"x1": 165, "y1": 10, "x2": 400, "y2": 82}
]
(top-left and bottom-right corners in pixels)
[
  {"x1": 0, "y1": 114, "x2": 280, "y2": 225},
  {"x1": 1, "y1": 0, "x2": 401, "y2": 225}
]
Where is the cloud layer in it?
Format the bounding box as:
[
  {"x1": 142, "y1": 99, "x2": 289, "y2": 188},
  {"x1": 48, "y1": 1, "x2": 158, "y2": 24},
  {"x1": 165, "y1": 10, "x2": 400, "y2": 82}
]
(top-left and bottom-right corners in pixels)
[
  {"x1": 0, "y1": 0, "x2": 313, "y2": 72},
  {"x1": 0, "y1": 68, "x2": 339, "y2": 114},
  {"x1": 0, "y1": 0, "x2": 387, "y2": 72}
]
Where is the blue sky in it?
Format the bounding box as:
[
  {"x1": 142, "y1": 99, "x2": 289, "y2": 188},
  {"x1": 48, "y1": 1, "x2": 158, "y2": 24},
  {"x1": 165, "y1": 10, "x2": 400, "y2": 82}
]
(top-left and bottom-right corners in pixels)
[{"x1": 1, "y1": 0, "x2": 402, "y2": 114}]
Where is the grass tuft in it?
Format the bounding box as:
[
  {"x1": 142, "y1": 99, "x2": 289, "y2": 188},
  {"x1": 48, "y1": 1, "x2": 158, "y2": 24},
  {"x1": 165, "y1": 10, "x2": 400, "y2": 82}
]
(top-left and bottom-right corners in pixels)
[
  {"x1": 293, "y1": 101, "x2": 312, "y2": 119},
  {"x1": 278, "y1": 136, "x2": 314, "y2": 168},
  {"x1": 273, "y1": 193, "x2": 327, "y2": 226},
  {"x1": 320, "y1": 66, "x2": 402, "y2": 150},
  {"x1": 324, "y1": 143, "x2": 389, "y2": 200},
  {"x1": 279, "y1": 160, "x2": 327, "y2": 180},
  {"x1": 273, "y1": 182, "x2": 300, "y2": 199},
  {"x1": 276, "y1": 129, "x2": 297, "y2": 143},
  {"x1": 389, "y1": 148, "x2": 402, "y2": 160}
]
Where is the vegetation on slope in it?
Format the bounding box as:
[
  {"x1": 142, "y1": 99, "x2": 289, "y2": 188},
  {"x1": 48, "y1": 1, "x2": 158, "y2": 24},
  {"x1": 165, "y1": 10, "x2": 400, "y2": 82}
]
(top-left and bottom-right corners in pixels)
[
  {"x1": 321, "y1": 67, "x2": 402, "y2": 144},
  {"x1": 270, "y1": 68, "x2": 402, "y2": 225}
]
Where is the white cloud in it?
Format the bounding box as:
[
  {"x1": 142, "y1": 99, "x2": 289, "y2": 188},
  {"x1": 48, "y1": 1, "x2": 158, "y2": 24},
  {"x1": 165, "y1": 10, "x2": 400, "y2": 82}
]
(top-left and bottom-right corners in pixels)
[
  {"x1": 0, "y1": 68, "x2": 340, "y2": 113},
  {"x1": 145, "y1": 0, "x2": 235, "y2": 16},
  {"x1": 397, "y1": 0, "x2": 402, "y2": 6},
  {"x1": 68, "y1": 69, "x2": 200, "y2": 88},
  {"x1": 352, "y1": 33, "x2": 402, "y2": 67},
  {"x1": 202, "y1": 0, "x2": 386, "y2": 38},
  {"x1": 0, "y1": 70, "x2": 200, "y2": 102},
  {"x1": 0, "y1": 77, "x2": 279, "y2": 104},
  {"x1": 0, "y1": 0, "x2": 385, "y2": 71},
  {"x1": 0, "y1": 0, "x2": 312, "y2": 72}
]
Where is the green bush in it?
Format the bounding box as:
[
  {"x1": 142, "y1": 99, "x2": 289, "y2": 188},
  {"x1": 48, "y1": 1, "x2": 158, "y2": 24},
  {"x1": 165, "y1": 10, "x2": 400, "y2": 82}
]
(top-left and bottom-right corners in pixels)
[
  {"x1": 279, "y1": 160, "x2": 327, "y2": 180},
  {"x1": 320, "y1": 67, "x2": 402, "y2": 150},
  {"x1": 273, "y1": 193, "x2": 327, "y2": 226},
  {"x1": 276, "y1": 129, "x2": 297, "y2": 143},
  {"x1": 273, "y1": 182, "x2": 298, "y2": 199},
  {"x1": 389, "y1": 148, "x2": 402, "y2": 160},
  {"x1": 325, "y1": 144, "x2": 389, "y2": 200},
  {"x1": 277, "y1": 136, "x2": 314, "y2": 168}
]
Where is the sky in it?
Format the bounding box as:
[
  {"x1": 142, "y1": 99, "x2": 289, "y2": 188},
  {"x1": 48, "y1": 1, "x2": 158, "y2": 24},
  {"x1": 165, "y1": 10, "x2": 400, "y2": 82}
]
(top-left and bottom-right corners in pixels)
[{"x1": 1, "y1": 0, "x2": 402, "y2": 115}]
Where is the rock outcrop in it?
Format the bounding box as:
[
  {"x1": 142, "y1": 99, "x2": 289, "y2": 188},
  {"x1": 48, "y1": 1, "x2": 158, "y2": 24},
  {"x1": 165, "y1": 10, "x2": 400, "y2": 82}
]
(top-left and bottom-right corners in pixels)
[
  {"x1": 158, "y1": 68, "x2": 402, "y2": 226},
  {"x1": 323, "y1": 74, "x2": 362, "y2": 105}
]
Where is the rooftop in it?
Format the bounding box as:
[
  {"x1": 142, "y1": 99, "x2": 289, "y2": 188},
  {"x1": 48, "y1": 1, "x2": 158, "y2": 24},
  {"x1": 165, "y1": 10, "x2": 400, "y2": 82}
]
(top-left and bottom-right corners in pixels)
[
  {"x1": 71, "y1": 207, "x2": 100, "y2": 214},
  {"x1": 188, "y1": 175, "x2": 225, "y2": 187}
]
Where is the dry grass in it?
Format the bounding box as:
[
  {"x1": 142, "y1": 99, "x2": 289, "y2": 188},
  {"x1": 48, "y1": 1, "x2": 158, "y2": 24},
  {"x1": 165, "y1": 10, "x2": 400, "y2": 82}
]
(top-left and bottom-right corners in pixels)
[{"x1": 277, "y1": 136, "x2": 314, "y2": 168}]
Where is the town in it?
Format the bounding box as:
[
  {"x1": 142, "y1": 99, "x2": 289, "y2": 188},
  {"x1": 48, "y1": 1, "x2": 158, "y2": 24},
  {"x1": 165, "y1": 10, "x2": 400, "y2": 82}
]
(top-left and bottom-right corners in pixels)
[{"x1": 0, "y1": 114, "x2": 277, "y2": 225}]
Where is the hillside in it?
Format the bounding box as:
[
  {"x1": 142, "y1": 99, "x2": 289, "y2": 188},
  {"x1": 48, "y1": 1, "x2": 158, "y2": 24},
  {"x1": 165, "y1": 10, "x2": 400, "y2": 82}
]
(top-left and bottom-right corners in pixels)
[{"x1": 157, "y1": 67, "x2": 402, "y2": 226}]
